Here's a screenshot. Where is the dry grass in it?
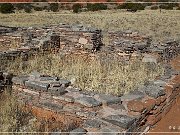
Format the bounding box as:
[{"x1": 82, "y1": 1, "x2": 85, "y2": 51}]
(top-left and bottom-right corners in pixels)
[
  {"x1": 0, "y1": 89, "x2": 65, "y2": 133},
  {"x1": 6, "y1": 53, "x2": 164, "y2": 95},
  {"x1": 0, "y1": 89, "x2": 37, "y2": 133},
  {"x1": 0, "y1": 10, "x2": 180, "y2": 42}
]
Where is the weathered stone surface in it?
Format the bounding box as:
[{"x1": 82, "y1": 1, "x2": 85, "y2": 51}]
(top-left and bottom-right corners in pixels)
[
  {"x1": 144, "y1": 99, "x2": 156, "y2": 111},
  {"x1": 79, "y1": 37, "x2": 88, "y2": 45},
  {"x1": 58, "y1": 79, "x2": 71, "y2": 87},
  {"x1": 69, "y1": 128, "x2": 87, "y2": 135},
  {"x1": 12, "y1": 76, "x2": 29, "y2": 85},
  {"x1": 83, "y1": 119, "x2": 102, "y2": 128},
  {"x1": 76, "y1": 96, "x2": 102, "y2": 107},
  {"x1": 53, "y1": 95, "x2": 75, "y2": 103},
  {"x1": 48, "y1": 87, "x2": 67, "y2": 95},
  {"x1": 76, "y1": 111, "x2": 97, "y2": 118},
  {"x1": 63, "y1": 105, "x2": 82, "y2": 113},
  {"x1": 39, "y1": 102, "x2": 63, "y2": 112},
  {"x1": 153, "y1": 80, "x2": 167, "y2": 87},
  {"x1": 103, "y1": 115, "x2": 136, "y2": 129},
  {"x1": 120, "y1": 92, "x2": 144, "y2": 102},
  {"x1": 107, "y1": 103, "x2": 126, "y2": 111},
  {"x1": 25, "y1": 81, "x2": 50, "y2": 91},
  {"x1": 94, "y1": 94, "x2": 121, "y2": 105},
  {"x1": 127, "y1": 100, "x2": 145, "y2": 112},
  {"x1": 144, "y1": 85, "x2": 165, "y2": 98},
  {"x1": 40, "y1": 76, "x2": 58, "y2": 81}
]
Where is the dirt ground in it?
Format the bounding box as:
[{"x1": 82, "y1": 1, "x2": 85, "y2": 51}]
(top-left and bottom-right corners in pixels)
[{"x1": 148, "y1": 56, "x2": 180, "y2": 135}]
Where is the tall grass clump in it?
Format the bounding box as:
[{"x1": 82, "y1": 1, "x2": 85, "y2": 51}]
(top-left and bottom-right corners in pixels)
[{"x1": 6, "y1": 53, "x2": 164, "y2": 95}]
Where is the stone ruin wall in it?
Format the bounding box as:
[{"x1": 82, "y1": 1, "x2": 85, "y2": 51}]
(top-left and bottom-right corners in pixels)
[
  {"x1": 0, "y1": 55, "x2": 179, "y2": 134},
  {"x1": 107, "y1": 30, "x2": 180, "y2": 62},
  {"x1": 0, "y1": 24, "x2": 180, "y2": 134},
  {"x1": 0, "y1": 24, "x2": 180, "y2": 68},
  {"x1": 0, "y1": 24, "x2": 103, "y2": 70}
]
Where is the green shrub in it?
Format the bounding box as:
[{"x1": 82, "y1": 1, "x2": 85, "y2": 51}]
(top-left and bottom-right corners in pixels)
[
  {"x1": 33, "y1": 6, "x2": 43, "y2": 11},
  {"x1": 0, "y1": 3, "x2": 15, "y2": 14},
  {"x1": 86, "y1": 3, "x2": 107, "y2": 11},
  {"x1": 72, "y1": 3, "x2": 81, "y2": 13},
  {"x1": 50, "y1": 3, "x2": 59, "y2": 12},
  {"x1": 24, "y1": 7, "x2": 32, "y2": 13},
  {"x1": 15, "y1": 4, "x2": 25, "y2": 10},
  {"x1": 117, "y1": 3, "x2": 145, "y2": 11},
  {"x1": 151, "y1": 5, "x2": 159, "y2": 10},
  {"x1": 159, "y1": 3, "x2": 178, "y2": 10}
]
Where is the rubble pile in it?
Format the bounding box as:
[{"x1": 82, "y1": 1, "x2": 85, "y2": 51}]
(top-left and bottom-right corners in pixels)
[
  {"x1": 106, "y1": 30, "x2": 180, "y2": 62},
  {"x1": 108, "y1": 30, "x2": 151, "y2": 54}
]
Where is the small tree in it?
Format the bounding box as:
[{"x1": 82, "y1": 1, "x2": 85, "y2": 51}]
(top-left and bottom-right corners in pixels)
[
  {"x1": 0, "y1": 3, "x2": 15, "y2": 14},
  {"x1": 72, "y1": 3, "x2": 81, "y2": 13},
  {"x1": 50, "y1": 3, "x2": 59, "y2": 12}
]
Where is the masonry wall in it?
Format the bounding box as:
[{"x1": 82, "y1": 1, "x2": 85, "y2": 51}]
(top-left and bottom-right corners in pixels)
[{"x1": 1, "y1": 55, "x2": 177, "y2": 134}]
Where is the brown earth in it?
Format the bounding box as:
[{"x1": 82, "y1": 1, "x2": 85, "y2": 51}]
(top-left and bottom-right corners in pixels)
[{"x1": 148, "y1": 55, "x2": 180, "y2": 134}]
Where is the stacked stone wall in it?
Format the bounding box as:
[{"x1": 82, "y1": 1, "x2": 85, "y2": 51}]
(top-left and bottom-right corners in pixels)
[{"x1": 0, "y1": 56, "x2": 178, "y2": 134}]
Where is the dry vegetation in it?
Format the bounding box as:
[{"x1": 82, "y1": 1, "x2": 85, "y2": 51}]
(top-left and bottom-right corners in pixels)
[
  {"x1": 0, "y1": 10, "x2": 180, "y2": 42},
  {"x1": 6, "y1": 53, "x2": 164, "y2": 95},
  {"x1": 0, "y1": 89, "x2": 69, "y2": 133},
  {"x1": 0, "y1": 89, "x2": 37, "y2": 133}
]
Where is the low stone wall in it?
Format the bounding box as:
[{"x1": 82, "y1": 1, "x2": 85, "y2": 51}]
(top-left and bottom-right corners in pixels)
[
  {"x1": 107, "y1": 30, "x2": 180, "y2": 62},
  {"x1": 8, "y1": 56, "x2": 179, "y2": 134},
  {"x1": 0, "y1": 24, "x2": 103, "y2": 70}
]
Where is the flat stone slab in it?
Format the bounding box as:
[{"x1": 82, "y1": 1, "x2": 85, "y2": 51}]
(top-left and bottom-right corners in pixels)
[
  {"x1": 83, "y1": 119, "x2": 102, "y2": 129},
  {"x1": 69, "y1": 128, "x2": 87, "y2": 135},
  {"x1": 102, "y1": 115, "x2": 136, "y2": 129},
  {"x1": 75, "y1": 96, "x2": 102, "y2": 107},
  {"x1": 25, "y1": 80, "x2": 50, "y2": 91},
  {"x1": 53, "y1": 95, "x2": 75, "y2": 103},
  {"x1": 120, "y1": 92, "x2": 144, "y2": 102},
  {"x1": 39, "y1": 76, "x2": 58, "y2": 81},
  {"x1": 76, "y1": 111, "x2": 97, "y2": 118},
  {"x1": 63, "y1": 105, "x2": 82, "y2": 113},
  {"x1": 153, "y1": 80, "x2": 167, "y2": 87},
  {"x1": 94, "y1": 94, "x2": 121, "y2": 105},
  {"x1": 144, "y1": 85, "x2": 165, "y2": 98},
  {"x1": 48, "y1": 87, "x2": 67, "y2": 95},
  {"x1": 12, "y1": 76, "x2": 29, "y2": 85},
  {"x1": 39, "y1": 102, "x2": 63, "y2": 112}
]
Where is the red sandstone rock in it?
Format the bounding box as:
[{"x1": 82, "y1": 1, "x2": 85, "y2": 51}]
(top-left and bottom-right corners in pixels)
[
  {"x1": 127, "y1": 100, "x2": 145, "y2": 112},
  {"x1": 147, "y1": 113, "x2": 162, "y2": 126},
  {"x1": 155, "y1": 97, "x2": 162, "y2": 106},
  {"x1": 165, "y1": 85, "x2": 173, "y2": 98},
  {"x1": 144, "y1": 99, "x2": 156, "y2": 112}
]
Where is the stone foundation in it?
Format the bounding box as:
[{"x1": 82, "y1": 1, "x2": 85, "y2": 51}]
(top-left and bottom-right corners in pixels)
[{"x1": 4, "y1": 55, "x2": 178, "y2": 134}]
